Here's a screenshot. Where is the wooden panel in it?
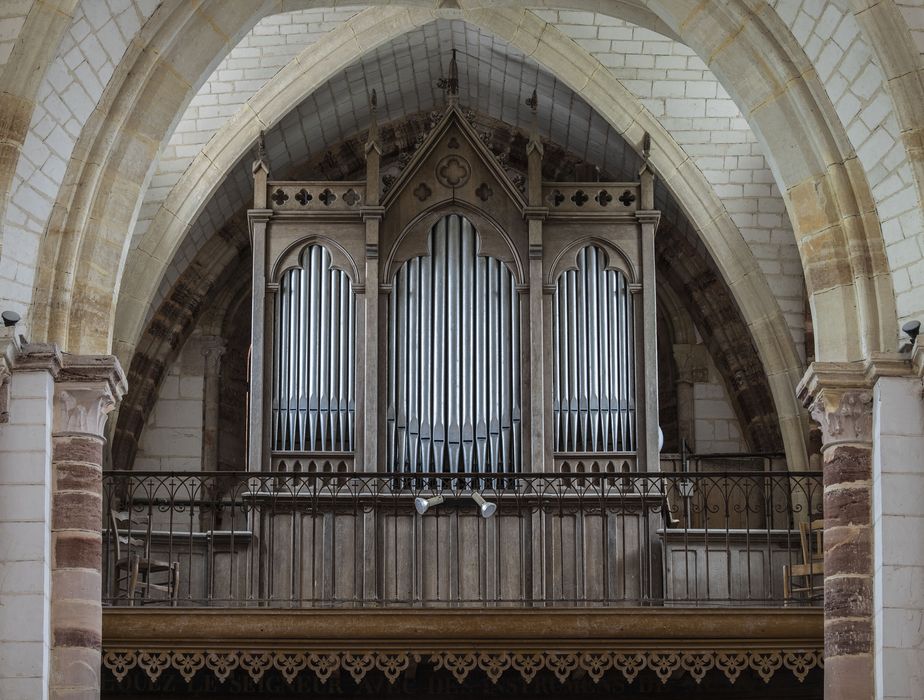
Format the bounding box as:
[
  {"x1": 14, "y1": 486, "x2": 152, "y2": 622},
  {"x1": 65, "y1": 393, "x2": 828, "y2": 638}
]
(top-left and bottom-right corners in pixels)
[{"x1": 662, "y1": 530, "x2": 802, "y2": 604}]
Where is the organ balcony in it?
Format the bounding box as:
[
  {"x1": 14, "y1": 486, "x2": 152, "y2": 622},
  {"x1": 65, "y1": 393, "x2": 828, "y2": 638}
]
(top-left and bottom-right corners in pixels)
[{"x1": 100, "y1": 91, "x2": 824, "y2": 694}]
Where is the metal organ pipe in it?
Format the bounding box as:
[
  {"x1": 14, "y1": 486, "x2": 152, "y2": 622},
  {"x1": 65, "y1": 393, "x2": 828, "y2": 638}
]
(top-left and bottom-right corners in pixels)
[
  {"x1": 553, "y1": 246, "x2": 636, "y2": 453},
  {"x1": 272, "y1": 245, "x2": 355, "y2": 453},
  {"x1": 387, "y1": 215, "x2": 521, "y2": 474}
]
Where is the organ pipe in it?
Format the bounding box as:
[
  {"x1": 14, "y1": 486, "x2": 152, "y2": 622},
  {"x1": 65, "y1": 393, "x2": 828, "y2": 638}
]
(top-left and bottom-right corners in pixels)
[
  {"x1": 387, "y1": 215, "x2": 521, "y2": 474},
  {"x1": 272, "y1": 245, "x2": 355, "y2": 452},
  {"x1": 553, "y1": 246, "x2": 636, "y2": 453}
]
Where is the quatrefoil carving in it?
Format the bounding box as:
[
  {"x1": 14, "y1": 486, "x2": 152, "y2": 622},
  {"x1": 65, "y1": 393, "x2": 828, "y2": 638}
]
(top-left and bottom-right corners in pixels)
[
  {"x1": 343, "y1": 188, "x2": 360, "y2": 206},
  {"x1": 414, "y1": 182, "x2": 432, "y2": 202},
  {"x1": 436, "y1": 155, "x2": 470, "y2": 188}
]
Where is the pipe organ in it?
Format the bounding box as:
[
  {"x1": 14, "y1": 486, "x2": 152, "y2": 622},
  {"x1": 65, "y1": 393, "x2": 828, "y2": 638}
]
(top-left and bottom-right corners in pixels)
[
  {"x1": 248, "y1": 93, "x2": 659, "y2": 474},
  {"x1": 387, "y1": 214, "x2": 521, "y2": 474},
  {"x1": 553, "y1": 246, "x2": 635, "y2": 454},
  {"x1": 272, "y1": 245, "x2": 355, "y2": 453}
]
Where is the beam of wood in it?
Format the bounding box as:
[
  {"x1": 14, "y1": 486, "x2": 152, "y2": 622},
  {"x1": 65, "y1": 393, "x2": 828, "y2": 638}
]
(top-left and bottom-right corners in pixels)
[{"x1": 103, "y1": 608, "x2": 822, "y2": 651}]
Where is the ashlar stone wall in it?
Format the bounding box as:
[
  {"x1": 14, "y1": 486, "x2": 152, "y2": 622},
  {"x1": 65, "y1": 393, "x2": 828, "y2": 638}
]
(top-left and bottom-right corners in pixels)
[{"x1": 132, "y1": 339, "x2": 207, "y2": 472}]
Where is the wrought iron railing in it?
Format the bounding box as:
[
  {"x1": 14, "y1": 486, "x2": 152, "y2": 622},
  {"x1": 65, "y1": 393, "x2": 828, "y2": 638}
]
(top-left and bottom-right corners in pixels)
[{"x1": 101, "y1": 468, "x2": 822, "y2": 608}]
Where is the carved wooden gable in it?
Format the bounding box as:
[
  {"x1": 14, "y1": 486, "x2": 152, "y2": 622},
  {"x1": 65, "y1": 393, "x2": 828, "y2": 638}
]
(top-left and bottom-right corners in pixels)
[{"x1": 380, "y1": 106, "x2": 528, "y2": 281}]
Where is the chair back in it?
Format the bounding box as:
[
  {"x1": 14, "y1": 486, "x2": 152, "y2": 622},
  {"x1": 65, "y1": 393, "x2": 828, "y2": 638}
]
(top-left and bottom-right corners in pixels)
[
  {"x1": 109, "y1": 509, "x2": 151, "y2": 560},
  {"x1": 799, "y1": 518, "x2": 824, "y2": 572}
]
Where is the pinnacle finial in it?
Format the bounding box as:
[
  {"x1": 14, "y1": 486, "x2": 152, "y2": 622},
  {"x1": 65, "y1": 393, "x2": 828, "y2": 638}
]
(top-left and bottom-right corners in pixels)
[
  {"x1": 365, "y1": 89, "x2": 381, "y2": 156},
  {"x1": 252, "y1": 129, "x2": 270, "y2": 175},
  {"x1": 257, "y1": 130, "x2": 267, "y2": 161},
  {"x1": 643, "y1": 132, "x2": 651, "y2": 160},
  {"x1": 525, "y1": 89, "x2": 538, "y2": 112}
]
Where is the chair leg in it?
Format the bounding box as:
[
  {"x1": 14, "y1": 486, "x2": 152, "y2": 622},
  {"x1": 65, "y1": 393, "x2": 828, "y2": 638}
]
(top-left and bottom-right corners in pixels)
[
  {"x1": 171, "y1": 563, "x2": 180, "y2": 607},
  {"x1": 128, "y1": 556, "x2": 140, "y2": 607}
]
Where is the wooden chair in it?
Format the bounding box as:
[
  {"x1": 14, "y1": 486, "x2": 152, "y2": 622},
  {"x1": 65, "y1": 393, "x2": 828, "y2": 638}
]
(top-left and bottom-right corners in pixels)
[
  {"x1": 109, "y1": 509, "x2": 179, "y2": 606},
  {"x1": 784, "y1": 518, "x2": 824, "y2": 601}
]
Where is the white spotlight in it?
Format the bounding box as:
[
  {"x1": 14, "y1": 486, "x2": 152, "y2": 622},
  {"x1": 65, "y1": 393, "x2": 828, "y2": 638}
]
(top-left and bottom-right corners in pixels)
[
  {"x1": 471, "y1": 491, "x2": 496, "y2": 518},
  {"x1": 414, "y1": 494, "x2": 445, "y2": 515}
]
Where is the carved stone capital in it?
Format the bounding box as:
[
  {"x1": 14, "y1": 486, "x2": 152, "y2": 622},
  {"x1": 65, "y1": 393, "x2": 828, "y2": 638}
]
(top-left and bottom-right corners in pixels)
[
  {"x1": 54, "y1": 385, "x2": 116, "y2": 437},
  {"x1": 53, "y1": 354, "x2": 127, "y2": 437},
  {"x1": 807, "y1": 389, "x2": 873, "y2": 447},
  {"x1": 197, "y1": 335, "x2": 227, "y2": 373},
  {"x1": 797, "y1": 358, "x2": 921, "y2": 448}
]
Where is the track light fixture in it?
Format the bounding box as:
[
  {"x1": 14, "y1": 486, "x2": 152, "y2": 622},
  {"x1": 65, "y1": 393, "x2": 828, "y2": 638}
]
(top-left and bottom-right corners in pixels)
[
  {"x1": 903, "y1": 320, "x2": 920, "y2": 344},
  {"x1": 899, "y1": 319, "x2": 921, "y2": 353},
  {"x1": 414, "y1": 494, "x2": 444, "y2": 515},
  {"x1": 471, "y1": 491, "x2": 496, "y2": 518}
]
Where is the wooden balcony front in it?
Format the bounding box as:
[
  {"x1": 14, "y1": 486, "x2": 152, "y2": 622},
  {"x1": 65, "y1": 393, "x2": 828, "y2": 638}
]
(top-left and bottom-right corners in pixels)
[
  {"x1": 100, "y1": 465, "x2": 824, "y2": 695},
  {"x1": 102, "y1": 466, "x2": 822, "y2": 608}
]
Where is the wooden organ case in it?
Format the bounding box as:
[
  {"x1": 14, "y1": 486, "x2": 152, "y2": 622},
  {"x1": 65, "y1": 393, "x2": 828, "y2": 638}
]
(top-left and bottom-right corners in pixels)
[{"x1": 247, "y1": 87, "x2": 660, "y2": 476}]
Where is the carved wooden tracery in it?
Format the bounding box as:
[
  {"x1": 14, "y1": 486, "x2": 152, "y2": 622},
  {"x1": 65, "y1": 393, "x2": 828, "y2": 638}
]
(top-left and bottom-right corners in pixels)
[
  {"x1": 103, "y1": 647, "x2": 822, "y2": 687},
  {"x1": 248, "y1": 92, "x2": 660, "y2": 473}
]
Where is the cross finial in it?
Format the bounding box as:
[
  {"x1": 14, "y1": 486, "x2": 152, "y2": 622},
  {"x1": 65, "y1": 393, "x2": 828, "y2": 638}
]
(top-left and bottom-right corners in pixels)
[{"x1": 437, "y1": 49, "x2": 460, "y2": 104}]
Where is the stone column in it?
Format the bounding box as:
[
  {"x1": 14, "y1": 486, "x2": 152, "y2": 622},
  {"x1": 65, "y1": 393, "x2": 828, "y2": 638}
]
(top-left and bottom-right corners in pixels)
[
  {"x1": 198, "y1": 336, "x2": 226, "y2": 473},
  {"x1": 50, "y1": 355, "x2": 125, "y2": 700},
  {"x1": 672, "y1": 343, "x2": 708, "y2": 452},
  {"x1": 800, "y1": 369, "x2": 874, "y2": 700}
]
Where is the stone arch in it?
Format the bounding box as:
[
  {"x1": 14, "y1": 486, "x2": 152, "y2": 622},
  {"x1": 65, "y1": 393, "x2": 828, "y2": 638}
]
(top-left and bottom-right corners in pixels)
[
  {"x1": 0, "y1": 0, "x2": 78, "y2": 252},
  {"x1": 629, "y1": 0, "x2": 898, "y2": 360},
  {"x1": 108, "y1": 7, "x2": 809, "y2": 466},
  {"x1": 29, "y1": 3, "x2": 438, "y2": 358},
  {"x1": 111, "y1": 7, "x2": 435, "y2": 363},
  {"x1": 110, "y1": 222, "x2": 250, "y2": 472},
  {"x1": 31, "y1": 3, "x2": 886, "y2": 470},
  {"x1": 850, "y1": 0, "x2": 924, "y2": 326},
  {"x1": 18, "y1": 3, "x2": 900, "y2": 366}
]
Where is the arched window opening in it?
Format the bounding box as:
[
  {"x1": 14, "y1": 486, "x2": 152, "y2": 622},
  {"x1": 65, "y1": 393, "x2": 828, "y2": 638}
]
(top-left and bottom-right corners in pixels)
[
  {"x1": 553, "y1": 245, "x2": 636, "y2": 453},
  {"x1": 272, "y1": 245, "x2": 355, "y2": 452},
  {"x1": 387, "y1": 214, "x2": 521, "y2": 473}
]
